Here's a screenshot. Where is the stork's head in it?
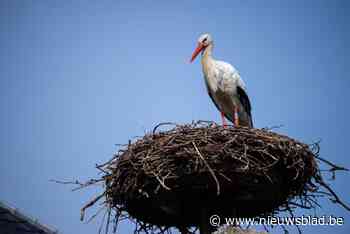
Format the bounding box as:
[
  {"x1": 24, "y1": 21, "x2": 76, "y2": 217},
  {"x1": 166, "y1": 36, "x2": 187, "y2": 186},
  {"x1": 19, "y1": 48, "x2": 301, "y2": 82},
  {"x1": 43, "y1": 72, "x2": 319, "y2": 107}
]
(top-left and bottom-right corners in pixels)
[{"x1": 190, "y1": 33, "x2": 213, "y2": 63}]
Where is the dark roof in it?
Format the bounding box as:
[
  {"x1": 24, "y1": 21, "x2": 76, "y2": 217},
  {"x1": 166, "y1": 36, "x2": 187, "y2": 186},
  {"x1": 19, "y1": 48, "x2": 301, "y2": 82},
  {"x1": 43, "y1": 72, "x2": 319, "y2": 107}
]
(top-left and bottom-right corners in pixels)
[{"x1": 0, "y1": 201, "x2": 58, "y2": 234}]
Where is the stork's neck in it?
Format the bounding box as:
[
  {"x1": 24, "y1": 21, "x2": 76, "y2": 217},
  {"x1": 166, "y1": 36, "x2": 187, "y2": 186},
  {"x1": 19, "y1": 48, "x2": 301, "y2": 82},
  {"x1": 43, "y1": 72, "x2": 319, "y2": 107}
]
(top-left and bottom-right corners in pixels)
[
  {"x1": 201, "y1": 44, "x2": 215, "y2": 77},
  {"x1": 201, "y1": 43, "x2": 214, "y2": 61}
]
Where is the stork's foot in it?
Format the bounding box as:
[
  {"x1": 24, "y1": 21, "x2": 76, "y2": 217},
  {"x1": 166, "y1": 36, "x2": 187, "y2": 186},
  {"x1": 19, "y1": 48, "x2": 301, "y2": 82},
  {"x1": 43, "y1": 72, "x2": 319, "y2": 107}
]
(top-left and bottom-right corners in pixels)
[
  {"x1": 234, "y1": 107, "x2": 240, "y2": 127},
  {"x1": 234, "y1": 117, "x2": 239, "y2": 127},
  {"x1": 221, "y1": 111, "x2": 228, "y2": 128}
]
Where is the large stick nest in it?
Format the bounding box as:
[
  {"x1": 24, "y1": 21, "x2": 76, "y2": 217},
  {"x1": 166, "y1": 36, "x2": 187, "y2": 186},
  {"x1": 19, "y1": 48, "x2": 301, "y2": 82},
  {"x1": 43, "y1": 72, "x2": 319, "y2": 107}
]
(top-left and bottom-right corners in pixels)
[
  {"x1": 105, "y1": 122, "x2": 317, "y2": 227},
  {"x1": 77, "y1": 121, "x2": 349, "y2": 233}
]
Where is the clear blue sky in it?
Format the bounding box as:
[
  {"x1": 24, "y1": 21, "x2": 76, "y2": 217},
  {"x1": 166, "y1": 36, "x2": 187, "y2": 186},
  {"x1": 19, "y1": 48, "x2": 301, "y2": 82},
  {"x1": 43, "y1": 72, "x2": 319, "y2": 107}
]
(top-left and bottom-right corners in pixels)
[{"x1": 0, "y1": 1, "x2": 349, "y2": 233}]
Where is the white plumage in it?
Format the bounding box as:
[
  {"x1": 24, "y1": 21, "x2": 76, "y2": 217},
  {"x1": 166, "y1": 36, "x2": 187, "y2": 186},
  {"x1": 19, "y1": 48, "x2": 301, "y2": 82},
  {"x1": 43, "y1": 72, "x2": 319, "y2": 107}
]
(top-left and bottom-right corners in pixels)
[{"x1": 190, "y1": 33, "x2": 253, "y2": 127}]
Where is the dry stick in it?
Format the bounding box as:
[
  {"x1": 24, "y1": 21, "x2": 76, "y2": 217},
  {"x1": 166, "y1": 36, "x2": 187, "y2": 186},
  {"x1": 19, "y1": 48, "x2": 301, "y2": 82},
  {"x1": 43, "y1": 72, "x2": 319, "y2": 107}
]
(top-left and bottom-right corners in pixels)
[
  {"x1": 98, "y1": 210, "x2": 108, "y2": 234},
  {"x1": 316, "y1": 156, "x2": 349, "y2": 172},
  {"x1": 96, "y1": 155, "x2": 119, "y2": 169},
  {"x1": 286, "y1": 206, "x2": 302, "y2": 234},
  {"x1": 151, "y1": 172, "x2": 171, "y2": 190},
  {"x1": 316, "y1": 176, "x2": 350, "y2": 211},
  {"x1": 262, "y1": 124, "x2": 284, "y2": 131},
  {"x1": 153, "y1": 122, "x2": 177, "y2": 134},
  {"x1": 85, "y1": 205, "x2": 106, "y2": 223},
  {"x1": 50, "y1": 179, "x2": 84, "y2": 186},
  {"x1": 288, "y1": 201, "x2": 312, "y2": 209},
  {"x1": 105, "y1": 207, "x2": 111, "y2": 234},
  {"x1": 192, "y1": 141, "x2": 220, "y2": 196},
  {"x1": 113, "y1": 211, "x2": 120, "y2": 233},
  {"x1": 81, "y1": 192, "x2": 106, "y2": 221},
  {"x1": 50, "y1": 179, "x2": 103, "y2": 191},
  {"x1": 71, "y1": 179, "x2": 104, "y2": 191}
]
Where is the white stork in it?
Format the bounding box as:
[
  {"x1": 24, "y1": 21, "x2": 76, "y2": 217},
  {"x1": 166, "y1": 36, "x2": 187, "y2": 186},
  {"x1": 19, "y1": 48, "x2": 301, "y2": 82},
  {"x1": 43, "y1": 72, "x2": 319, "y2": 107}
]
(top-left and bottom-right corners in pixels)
[{"x1": 190, "y1": 33, "x2": 253, "y2": 128}]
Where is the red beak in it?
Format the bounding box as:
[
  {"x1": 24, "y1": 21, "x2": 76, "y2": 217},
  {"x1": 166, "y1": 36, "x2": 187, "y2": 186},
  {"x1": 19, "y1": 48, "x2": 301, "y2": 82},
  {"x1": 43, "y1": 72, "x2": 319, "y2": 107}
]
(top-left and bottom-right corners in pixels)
[{"x1": 190, "y1": 43, "x2": 205, "y2": 63}]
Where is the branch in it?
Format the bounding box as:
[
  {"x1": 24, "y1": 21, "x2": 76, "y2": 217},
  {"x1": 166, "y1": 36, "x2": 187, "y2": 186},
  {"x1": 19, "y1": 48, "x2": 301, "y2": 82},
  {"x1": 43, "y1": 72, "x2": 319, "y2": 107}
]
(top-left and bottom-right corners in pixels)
[{"x1": 192, "y1": 141, "x2": 220, "y2": 196}]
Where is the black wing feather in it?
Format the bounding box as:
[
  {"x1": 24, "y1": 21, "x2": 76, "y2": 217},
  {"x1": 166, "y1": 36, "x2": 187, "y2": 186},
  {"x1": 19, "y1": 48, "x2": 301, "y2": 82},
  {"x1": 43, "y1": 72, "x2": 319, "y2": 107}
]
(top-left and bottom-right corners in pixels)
[{"x1": 237, "y1": 86, "x2": 253, "y2": 127}]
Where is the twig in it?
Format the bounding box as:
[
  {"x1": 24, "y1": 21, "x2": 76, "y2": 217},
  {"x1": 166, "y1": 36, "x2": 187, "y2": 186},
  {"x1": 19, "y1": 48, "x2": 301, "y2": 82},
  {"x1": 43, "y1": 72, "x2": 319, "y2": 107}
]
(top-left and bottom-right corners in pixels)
[
  {"x1": 315, "y1": 156, "x2": 349, "y2": 172},
  {"x1": 192, "y1": 141, "x2": 220, "y2": 196},
  {"x1": 153, "y1": 122, "x2": 177, "y2": 134},
  {"x1": 81, "y1": 192, "x2": 106, "y2": 221},
  {"x1": 151, "y1": 172, "x2": 171, "y2": 190},
  {"x1": 316, "y1": 176, "x2": 350, "y2": 211}
]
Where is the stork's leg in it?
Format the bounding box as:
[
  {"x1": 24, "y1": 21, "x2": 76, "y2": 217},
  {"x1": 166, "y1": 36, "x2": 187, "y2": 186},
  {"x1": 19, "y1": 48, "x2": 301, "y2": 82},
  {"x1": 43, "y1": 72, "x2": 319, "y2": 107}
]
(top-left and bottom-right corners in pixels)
[
  {"x1": 234, "y1": 106, "x2": 239, "y2": 127},
  {"x1": 221, "y1": 111, "x2": 227, "y2": 128}
]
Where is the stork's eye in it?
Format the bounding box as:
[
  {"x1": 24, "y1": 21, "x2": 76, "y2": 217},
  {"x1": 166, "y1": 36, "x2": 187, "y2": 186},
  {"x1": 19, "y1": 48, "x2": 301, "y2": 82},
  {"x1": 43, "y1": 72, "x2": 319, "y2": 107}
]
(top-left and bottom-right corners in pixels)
[{"x1": 202, "y1": 38, "x2": 208, "y2": 43}]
